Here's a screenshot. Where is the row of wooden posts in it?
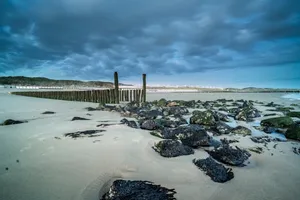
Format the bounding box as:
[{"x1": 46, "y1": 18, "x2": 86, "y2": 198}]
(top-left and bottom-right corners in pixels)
[{"x1": 11, "y1": 72, "x2": 147, "y2": 104}]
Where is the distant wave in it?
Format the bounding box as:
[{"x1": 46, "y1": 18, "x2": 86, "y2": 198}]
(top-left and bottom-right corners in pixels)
[{"x1": 281, "y1": 93, "x2": 300, "y2": 100}]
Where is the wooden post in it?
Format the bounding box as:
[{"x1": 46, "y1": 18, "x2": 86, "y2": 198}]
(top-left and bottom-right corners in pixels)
[
  {"x1": 142, "y1": 74, "x2": 146, "y2": 102},
  {"x1": 114, "y1": 72, "x2": 120, "y2": 104}
]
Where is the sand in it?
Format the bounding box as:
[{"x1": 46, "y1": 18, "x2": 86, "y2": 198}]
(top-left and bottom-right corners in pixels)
[{"x1": 1, "y1": 89, "x2": 300, "y2": 200}]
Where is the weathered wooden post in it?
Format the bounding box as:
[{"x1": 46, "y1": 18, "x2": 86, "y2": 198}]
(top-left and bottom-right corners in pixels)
[
  {"x1": 114, "y1": 72, "x2": 120, "y2": 104},
  {"x1": 142, "y1": 74, "x2": 146, "y2": 102}
]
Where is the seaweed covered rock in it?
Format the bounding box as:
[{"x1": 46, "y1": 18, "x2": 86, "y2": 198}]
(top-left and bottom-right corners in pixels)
[
  {"x1": 137, "y1": 110, "x2": 163, "y2": 120},
  {"x1": 120, "y1": 118, "x2": 138, "y2": 129},
  {"x1": 140, "y1": 120, "x2": 160, "y2": 130},
  {"x1": 235, "y1": 107, "x2": 260, "y2": 121},
  {"x1": 213, "y1": 111, "x2": 230, "y2": 122},
  {"x1": 206, "y1": 141, "x2": 251, "y2": 166},
  {"x1": 1, "y1": 119, "x2": 27, "y2": 126},
  {"x1": 285, "y1": 124, "x2": 300, "y2": 141},
  {"x1": 231, "y1": 126, "x2": 252, "y2": 136},
  {"x1": 287, "y1": 112, "x2": 300, "y2": 118},
  {"x1": 41, "y1": 111, "x2": 56, "y2": 114},
  {"x1": 101, "y1": 179, "x2": 177, "y2": 200},
  {"x1": 213, "y1": 122, "x2": 232, "y2": 135},
  {"x1": 71, "y1": 117, "x2": 90, "y2": 121},
  {"x1": 190, "y1": 110, "x2": 216, "y2": 126},
  {"x1": 64, "y1": 130, "x2": 105, "y2": 138},
  {"x1": 153, "y1": 140, "x2": 194, "y2": 157},
  {"x1": 157, "y1": 98, "x2": 168, "y2": 107},
  {"x1": 163, "y1": 106, "x2": 189, "y2": 116},
  {"x1": 261, "y1": 117, "x2": 294, "y2": 128},
  {"x1": 161, "y1": 125, "x2": 211, "y2": 148},
  {"x1": 193, "y1": 157, "x2": 234, "y2": 183}
]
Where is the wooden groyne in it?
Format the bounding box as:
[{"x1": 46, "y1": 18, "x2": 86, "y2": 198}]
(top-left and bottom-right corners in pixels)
[{"x1": 11, "y1": 72, "x2": 147, "y2": 104}]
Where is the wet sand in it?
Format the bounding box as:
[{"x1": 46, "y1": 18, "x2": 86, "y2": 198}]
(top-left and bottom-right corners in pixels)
[{"x1": 0, "y1": 89, "x2": 300, "y2": 200}]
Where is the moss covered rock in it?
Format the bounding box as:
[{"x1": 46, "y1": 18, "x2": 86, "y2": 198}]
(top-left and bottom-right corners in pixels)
[
  {"x1": 287, "y1": 112, "x2": 300, "y2": 118},
  {"x1": 231, "y1": 126, "x2": 252, "y2": 136},
  {"x1": 285, "y1": 124, "x2": 300, "y2": 141},
  {"x1": 260, "y1": 117, "x2": 294, "y2": 128},
  {"x1": 190, "y1": 110, "x2": 216, "y2": 126},
  {"x1": 157, "y1": 98, "x2": 167, "y2": 107}
]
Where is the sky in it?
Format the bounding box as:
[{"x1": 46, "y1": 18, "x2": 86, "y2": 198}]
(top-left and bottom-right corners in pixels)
[{"x1": 0, "y1": 0, "x2": 300, "y2": 88}]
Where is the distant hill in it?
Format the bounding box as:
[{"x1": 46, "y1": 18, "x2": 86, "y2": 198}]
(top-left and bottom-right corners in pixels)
[{"x1": 0, "y1": 76, "x2": 132, "y2": 88}]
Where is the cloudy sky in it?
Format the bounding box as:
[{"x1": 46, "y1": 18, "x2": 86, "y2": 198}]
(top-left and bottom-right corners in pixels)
[{"x1": 0, "y1": 0, "x2": 299, "y2": 88}]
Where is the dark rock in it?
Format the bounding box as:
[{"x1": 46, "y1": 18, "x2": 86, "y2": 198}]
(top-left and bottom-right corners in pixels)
[
  {"x1": 190, "y1": 110, "x2": 216, "y2": 126},
  {"x1": 193, "y1": 157, "x2": 234, "y2": 183},
  {"x1": 213, "y1": 122, "x2": 232, "y2": 135},
  {"x1": 16, "y1": 160, "x2": 19, "y2": 163},
  {"x1": 292, "y1": 147, "x2": 300, "y2": 155},
  {"x1": 206, "y1": 141, "x2": 251, "y2": 166},
  {"x1": 41, "y1": 111, "x2": 56, "y2": 114},
  {"x1": 263, "y1": 126, "x2": 277, "y2": 134},
  {"x1": 140, "y1": 120, "x2": 160, "y2": 130},
  {"x1": 220, "y1": 138, "x2": 239, "y2": 144},
  {"x1": 5, "y1": 167, "x2": 8, "y2": 171},
  {"x1": 235, "y1": 107, "x2": 260, "y2": 121},
  {"x1": 153, "y1": 140, "x2": 194, "y2": 157},
  {"x1": 64, "y1": 130, "x2": 105, "y2": 138},
  {"x1": 287, "y1": 112, "x2": 300, "y2": 118},
  {"x1": 158, "y1": 125, "x2": 211, "y2": 148},
  {"x1": 248, "y1": 147, "x2": 263, "y2": 154},
  {"x1": 231, "y1": 126, "x2": 252, "y2": 136},
  {"x1": 54, "y1": 137, "x2": 61, "y2": 140},
  {"x1": 285, "y1": 124, "x2": 300, "y2": 141},
  {"x1": 71, "y1": 117, "x2": 90, "y2": 121},
  {"x1": 86, "y1": 113, "x2": 92, "y2": 116},
  {"x1": 1, "y1": 119, "x2": 27, "y2": 126},
  {"x1": 155, "y1": 119, "x2": 181, "y2": 128},
  {"x1": 137, "y1": 110, "x2": 163, "y2": 120},
  {"x1": 261, "y1": 117, "x2": 294, "y2": 128},
  {"x1": 163, "y1": 107, "x2": 189, "y2": 116},
  {"x1": 263, "y1": 113, "x2": 277, "y2": 117},
  {"x1": 120, "y1": 118, "x2": 138, "y2": 129},
  {"x1": 213, "y1": 111, "x2": 230, "y2": 122},
  {"x1": 85, "y1": 107, "x2": 99, "y2": 111},
  {"x1": 250, "y1": 136, "x2": 283, "y2": 143},
  {"x1": 100, "y1": 179, "x2": 177, "y2": 200}
]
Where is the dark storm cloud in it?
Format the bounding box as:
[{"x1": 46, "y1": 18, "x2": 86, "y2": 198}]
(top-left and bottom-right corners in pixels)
[{"x1": 0, "y1": 0, "x2": 299, "y2": 79}]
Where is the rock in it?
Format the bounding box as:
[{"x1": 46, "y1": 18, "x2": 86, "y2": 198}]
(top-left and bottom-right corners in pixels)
[
  {"x1": 206, "y1": 141, "x2": 251, "y2": 166},
  {"x1": 292, "y1": 147, "x2": 300, "y2": 155},
  {"x1": 261, "y1": 117, "x2": 294, "y2": 128},
  {"x1": 64, "y1": 130, "x2": 105, "y2": 138},
  {"x1": 190, "y1": 110, "x2": 216, "y2": 126},
  {"x1": 140, "y1": 120, "x2": 160, "y2": 130},
  {"x1": 287, "y1": 112, "x2": 300, "y2": 118},
  {"x1": 155, "y1": 119, "x2": 181, "y2": 128},
  {"x1": 193, "y1": 157, "x2": 234, "y2": 183},
  {"x1": 163, "y1": 107, "x2": 189, "y2": 116},
  {"x1": 263, "y1": 126, "x2": 277, "y2": 134},
  {"x1": 250, "y1": 136, "x2": 284, "y2": 143},
  {"x1": 167, "y1": 102, "x2": 179, "y2": 107},
  {"x1": 263, "y1": 113, "x2": 277, "y2": 117},
  {"x1": 1, "y1": 119, "x2": 27, "y2": 126},
  {"x1": 85, "y1": 107, "x2": 99, "y2": 111},
  {"x1": 153, "y1": 140, "x2": 194, "y2": 157},
  {"x1": 5, "y1": 167, "x2": 8, "y2": 171},
  {"x1": 137, "y1": 110, "x2": 163, "y2": 120},
  {"x1": 120, "y1": 118, "x2": 138, "y2": 129},
  {"x1": 159, "y1": 125, "x2": 211, "y2": 148},
  {"x1": 100, "y1": 179, "x2": 177, "y2": 200},
  {"x1": 16, "y1": 159, "x2": 19, "y2": 163},
  {"x1": 248, "y1": 147, "x2": 263, "y2": 154},
  {"x1": 213, "y1": 111, "x2": 230, "y2": 122},
  {"x1": 71, "y1": 117, "x2": 90, "y2": 121},
  {"x1": 231, "y1": 126, "x2": 252, "y2": 136},
  {"x1": 157, "y1": 98, "x2": 168, "y2": 107},
  {"x1": 213, "y1": 122, "x2": 232, "y2": 135},
  {"x1": 285, "y1": 124, "x2": 300, "y2": 141},
  {"x1": 235, "y1": 107, "x2": 260, "y2": 121},
  {"x1": 220, "y1": 138, "x2": 239, "y2": 144},
  {"x1": 41, "y1": 111, "x2": 55, "y2": 114}
]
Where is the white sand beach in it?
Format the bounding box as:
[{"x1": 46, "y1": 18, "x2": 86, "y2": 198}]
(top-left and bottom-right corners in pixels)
[{"x1": 1, "y1": 89, "x2": 300, "y2": 200}]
